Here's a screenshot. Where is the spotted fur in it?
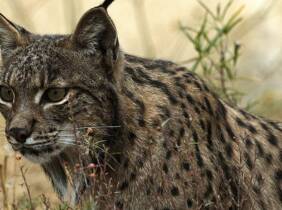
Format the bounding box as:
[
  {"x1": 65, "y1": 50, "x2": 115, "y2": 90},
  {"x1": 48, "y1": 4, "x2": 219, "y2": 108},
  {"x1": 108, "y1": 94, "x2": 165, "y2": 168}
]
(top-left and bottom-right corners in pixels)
[{"x1": 0, "y1": 2, "x2": 281, "y2": 210}]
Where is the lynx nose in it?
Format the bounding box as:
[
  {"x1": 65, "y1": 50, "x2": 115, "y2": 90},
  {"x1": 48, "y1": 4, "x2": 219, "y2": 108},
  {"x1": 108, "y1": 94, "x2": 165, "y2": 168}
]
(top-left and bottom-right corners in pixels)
[{"x1": 8, "y1": 127, "x2": 30, "y2": 144}]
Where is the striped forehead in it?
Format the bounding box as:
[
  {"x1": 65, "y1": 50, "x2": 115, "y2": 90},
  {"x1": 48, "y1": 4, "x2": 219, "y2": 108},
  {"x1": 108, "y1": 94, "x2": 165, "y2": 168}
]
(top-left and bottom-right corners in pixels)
[
  {"x1": 5, "y1": 54, "x2": 49, "y2": 88},
  {"x1": 4, "y1": 47, "x2": 58, "y2": 88}
]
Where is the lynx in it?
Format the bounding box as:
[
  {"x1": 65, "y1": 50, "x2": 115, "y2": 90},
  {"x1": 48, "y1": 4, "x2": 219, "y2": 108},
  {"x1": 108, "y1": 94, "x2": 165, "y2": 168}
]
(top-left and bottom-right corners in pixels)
[{"x1": 0, "y1": 0, "x2": 281, "y2": 209}]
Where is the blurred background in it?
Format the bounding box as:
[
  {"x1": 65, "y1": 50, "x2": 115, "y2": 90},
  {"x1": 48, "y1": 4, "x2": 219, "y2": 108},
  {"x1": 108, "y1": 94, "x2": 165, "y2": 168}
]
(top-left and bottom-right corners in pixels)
[{"x1": 0, "y1": 0, "x2": 281, "y2": 209}]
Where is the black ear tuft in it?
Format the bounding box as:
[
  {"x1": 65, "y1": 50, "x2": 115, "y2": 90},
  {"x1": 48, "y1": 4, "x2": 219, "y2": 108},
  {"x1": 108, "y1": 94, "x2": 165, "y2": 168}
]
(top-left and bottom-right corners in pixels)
[{"x1": 100, "y1": 0, "x2": 115, "y2": 10}]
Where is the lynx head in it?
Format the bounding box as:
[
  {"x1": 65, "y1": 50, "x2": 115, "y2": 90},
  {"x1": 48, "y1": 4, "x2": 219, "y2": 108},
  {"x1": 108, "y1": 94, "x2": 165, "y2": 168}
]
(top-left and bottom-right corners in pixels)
[{"x1": 0, "y1": 1, "x2": 122, "y2": 164}]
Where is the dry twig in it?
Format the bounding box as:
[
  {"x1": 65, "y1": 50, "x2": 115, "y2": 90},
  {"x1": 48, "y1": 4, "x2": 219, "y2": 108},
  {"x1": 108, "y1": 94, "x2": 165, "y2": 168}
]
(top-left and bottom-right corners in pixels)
[{"x1": 20, "y1": 166, "x2": 34, "y2": 210}]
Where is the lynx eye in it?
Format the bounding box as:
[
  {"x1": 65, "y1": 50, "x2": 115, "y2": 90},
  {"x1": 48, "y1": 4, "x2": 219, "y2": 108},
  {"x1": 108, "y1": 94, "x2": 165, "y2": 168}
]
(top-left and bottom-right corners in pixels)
[
  {"x1": 44, "y1": 88, "x2": 67, "y2": 103},
  {"x1": 0, "y1": 86, "x2": 14, "y2": 103}
]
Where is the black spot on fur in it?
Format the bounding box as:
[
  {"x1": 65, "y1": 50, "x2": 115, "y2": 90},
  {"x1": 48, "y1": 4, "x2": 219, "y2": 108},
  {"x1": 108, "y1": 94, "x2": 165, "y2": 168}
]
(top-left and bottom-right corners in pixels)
[
  {"x1": 260, "y1": 122, "x2": 270, "y2": 131},
  {"x1": 177, "y1": 127, "x2": 185, "y2": 146},
  {"x1": 183, "y1": 72, "x2": 197, "y2": 79},
  {"x1": 174, "y1": 78, "x2": 186, "y2": 90},
  {"x1": 203, "y1": 83, "x2": 210, "y2": 92},
  {"x1": 119, "y1": 181, "x2": 129, "y2": 191},
  {"x1": 137, "y1": 159, "x2": 144, "y2": 168},
  {"x1": 146, "y1": 188, "x2": 151, "y2": 195},
  {"x1": 267, "y1": 133, "x2": 278, "y2": 146},
  {"x1": 123, "y1": 158, "x2": 129, "y2": 168},
  {"x1": 193, "y1": 80, "x2": 203, "y2": 91},
  {"x1": 181, "y1": 102, "x2": 186, "y2": 109},
  {"x1": 206, "y1": 169, "x2": 213, "y2": 181},
  {"x1": 177, "y1": 67, "x2": 186, "y2": 72},
  {"x1": 239, "y1": 109, "x2": 252, "y2": 120},
  {"x1": 204, "y1": 183, "x2": 213, "y2": 198},
  {"x1": 194, "y1": 106, "x2": 201, "y2": 114},
  {"x1": 244, "y1": 152, "x2": 253, "y2": 169},
  {"x1": 171, "y1": 186, "x2": 179, "y2": 196},
  {"x1": 166, "y1": 150, "x2": 172, "y2": 160},
  {"x1": 124, "y1": 89, "x2": 146, "y2": 127},
  {"x1": 185, "y1": 78, "x2": 193, "y2": 84},
  {"x1": 216, "y1": 100, "x2": 227, "y2": 119},
  {"x1": 217, "y1": 152, "x2": 231, "y2": 180},
  {"x1": 199, "y1": 120, "x2": 205, "y2": 130},
  {"x1": 265, "y1": 153, "x2": 273, "y2": 164},
  {"x1": 218, "y1": 125, "x2": 226, "y2": 143},
  {"x1": 125, "y1": 66, "x2": 146, "y2": 84},
  {"x1": 175, "y1": 173, "x2": 180, "y2": 179},
  {"x1": 206, "y1": 120, "x2": 214, "y2": 151},
  {"x1": 236, "y1": 117, "x2": 257, "y2": 134},
  {"x1": 128, "y1": 131, "x2": 137, "y2": 145},
  {"x1": 149, "y1": 176, "x2": 154, "y2": 185},
  {"x1": 179, "y1": 127, "x2": 185, "y2": 137},
  {"x1": 225, "y1": 122, "x2": 236, "y2": 140},
  {"x1": 163, "y1": 163, "x2": 169, "y2": 174},
  {"x1": 255, "y1": 140, "x2": 265, "y2": 156},
  {"x1": 130, "y1": 173, "x2": 136, "y2": 181},
  {"x1": 245, "y1": 138, "x2": 253, "y2": 149},
  {"x1": 115, "y1": 201, "x2": 124, "y2": 209},
  {"x1": 192, "y1": 130, "x2": 204, "y2": 167},
  {"x1": 204, "y1": 97, "x2": 213, "y2": 115},
  {"x1": 178, "y1": 91, "x2": 184, "y2": 98},
  {"x1": 187, "y1": 199, "x2": 193, "y2": 208},
  {"x1": 138, "y1": 119, "x2": 146, "y2": 127},
  {"x1": 157, "y1": 186, "x2": 164, "y2": 195},
  {"x1": 151, "y1": 118, "x2": 160, "y2": 128},
  {"x1": 269, "y1": 121, "x2": 282, "y2": 132},
  {"x1": 135, "y1": 68, "x2": 178, "y2": 104},
  {"x1": 169, "y1": 129, "x2": 175, "y2": 137},
  {"x1": 182, "y1": 162, "x2": 191, "y2": 171},
  {"x1": 225, "y1": 143, "x2": 233, "y2": 159},
  {"x1": 275, "y1": 170, "x2": 282, "y2": 181},
  {"x1": 274, "y1": 170, "x2": 282, "y2": 202},
  {"x1": 183, "y1": 111, "x2": 189, "y2": 119},
  {"x1": 186, "y1": 94, "x2": 196, "y2": 105}
]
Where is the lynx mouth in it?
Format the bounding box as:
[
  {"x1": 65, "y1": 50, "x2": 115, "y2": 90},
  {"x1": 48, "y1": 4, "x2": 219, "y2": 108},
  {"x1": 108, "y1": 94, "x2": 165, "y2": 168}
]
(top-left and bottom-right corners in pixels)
[
  {"x1": 8, "y1": 131, "x2": 76, "y2": 163},
  {"x1": 17, "y1": 140, "x2": 69, "y2": 163},
  {"x1": 20, "y1": 145, "x2": 55, "y2": 155}
]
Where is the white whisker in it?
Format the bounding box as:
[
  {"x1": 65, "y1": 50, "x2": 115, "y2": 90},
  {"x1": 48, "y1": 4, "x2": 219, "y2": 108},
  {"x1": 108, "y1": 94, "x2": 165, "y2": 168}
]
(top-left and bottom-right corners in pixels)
[
  {"x1": 0, "y1": 125, "x2": 120, "y2": 133},
  {"x1": 57, "y1": 138, "x2": 77, "y2": 143},
  {"x1": 56, "y1": 125, "x2": 121, "y2": 131},
  {"x1": 58, "y1": 135, "x2": 76, "y2": 137},
  {"x1": 76, "y1": 126, "x2": 121, "y2": 129},
  {"x1": 56, "y1": 142, "x2": 80, "y2": 146}
]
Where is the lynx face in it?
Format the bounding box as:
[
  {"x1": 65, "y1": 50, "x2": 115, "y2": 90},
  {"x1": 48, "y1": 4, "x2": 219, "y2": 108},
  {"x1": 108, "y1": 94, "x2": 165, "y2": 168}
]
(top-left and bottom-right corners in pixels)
[{"x1": 0, "y1": 7, "x2": 121, "y2": 164}]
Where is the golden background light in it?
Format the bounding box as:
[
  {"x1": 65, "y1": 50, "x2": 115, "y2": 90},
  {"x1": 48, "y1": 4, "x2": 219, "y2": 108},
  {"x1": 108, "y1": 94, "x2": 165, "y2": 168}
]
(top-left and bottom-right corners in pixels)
[{"x1": 0, "y1": 0, "x2": 281, "y2": 207}]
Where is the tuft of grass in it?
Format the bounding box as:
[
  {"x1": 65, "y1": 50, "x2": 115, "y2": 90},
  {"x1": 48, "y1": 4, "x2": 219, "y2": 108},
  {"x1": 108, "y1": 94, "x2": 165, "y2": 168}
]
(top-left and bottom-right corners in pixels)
[{"x1": 179, "y1": 0, "x2": 246, "y2": 106}]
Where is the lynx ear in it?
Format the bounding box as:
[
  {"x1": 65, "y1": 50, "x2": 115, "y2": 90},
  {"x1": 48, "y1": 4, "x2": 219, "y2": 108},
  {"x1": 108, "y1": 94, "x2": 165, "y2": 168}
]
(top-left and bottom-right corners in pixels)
[
  {"x1": 0, "y1": 14, "x2": 30, "y2": 58},
  {"x1": 71, "y1": 7, "x2": 119, "y2": 63}
]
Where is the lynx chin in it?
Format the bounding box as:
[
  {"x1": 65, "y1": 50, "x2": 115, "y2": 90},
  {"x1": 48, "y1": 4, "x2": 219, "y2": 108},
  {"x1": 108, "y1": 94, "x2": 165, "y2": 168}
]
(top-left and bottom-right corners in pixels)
[{"x1": 0, "y1": 0, "x2": 281, "y2": 209}]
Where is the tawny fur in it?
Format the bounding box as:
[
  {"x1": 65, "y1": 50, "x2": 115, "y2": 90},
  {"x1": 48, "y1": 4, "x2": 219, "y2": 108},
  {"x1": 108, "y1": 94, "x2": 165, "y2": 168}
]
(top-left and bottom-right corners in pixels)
[{"x1": 0, "y1": 2, "x2": 281, "y2": 210}]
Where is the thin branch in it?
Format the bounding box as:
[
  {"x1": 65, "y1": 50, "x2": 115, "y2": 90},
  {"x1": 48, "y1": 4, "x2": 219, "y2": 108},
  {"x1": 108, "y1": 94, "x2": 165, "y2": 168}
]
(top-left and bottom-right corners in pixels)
[
  {"x1": 0, "y1": 164, "x2": 8, "y2": 210},
  {"x1": 20, "y1": 166, "x2": 34, "y2": 210}
]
